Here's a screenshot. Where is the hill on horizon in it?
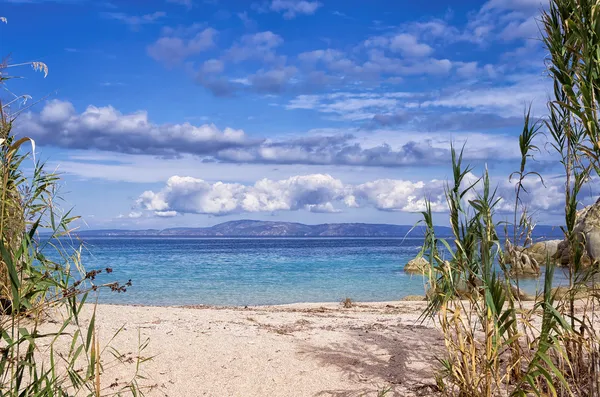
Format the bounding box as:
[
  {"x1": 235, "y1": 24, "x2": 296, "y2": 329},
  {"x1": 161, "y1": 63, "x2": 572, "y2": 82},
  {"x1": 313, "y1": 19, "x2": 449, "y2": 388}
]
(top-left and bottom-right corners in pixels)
[{"x1": 73, "y1": 219, "x2": 565, "y2": 239}]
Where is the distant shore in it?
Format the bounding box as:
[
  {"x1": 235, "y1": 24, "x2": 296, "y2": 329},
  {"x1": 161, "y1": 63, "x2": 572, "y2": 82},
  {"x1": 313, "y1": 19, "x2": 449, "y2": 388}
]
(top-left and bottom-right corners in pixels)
[{"x1": 69, "y1": 219, "x2": 564, "y2": 238}]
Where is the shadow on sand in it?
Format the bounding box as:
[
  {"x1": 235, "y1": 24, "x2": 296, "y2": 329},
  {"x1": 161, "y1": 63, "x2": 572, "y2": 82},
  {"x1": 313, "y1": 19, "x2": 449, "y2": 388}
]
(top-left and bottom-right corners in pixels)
[{"x1": 304, "y1": 322, "x2": 443, "y2": 397}]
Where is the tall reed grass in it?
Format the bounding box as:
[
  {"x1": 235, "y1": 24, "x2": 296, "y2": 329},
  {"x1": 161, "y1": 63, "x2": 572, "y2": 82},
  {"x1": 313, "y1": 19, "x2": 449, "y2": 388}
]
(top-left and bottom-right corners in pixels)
[
  {"x1": 1, "y1": 19, "x2": 149, "y2": 396},
  {"x1": 419, "y1": 1, "x2": 600, "y2": 395}
]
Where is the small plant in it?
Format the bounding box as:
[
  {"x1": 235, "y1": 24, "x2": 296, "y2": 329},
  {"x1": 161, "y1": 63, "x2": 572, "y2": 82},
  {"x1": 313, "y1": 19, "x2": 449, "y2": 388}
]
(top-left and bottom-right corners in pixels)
[
  {"x1": 341, "y1": 297, "x2": 354, "y2": 308},
  {"x1": 377, "y1": 386, "x2": 392, "y2": 396}
]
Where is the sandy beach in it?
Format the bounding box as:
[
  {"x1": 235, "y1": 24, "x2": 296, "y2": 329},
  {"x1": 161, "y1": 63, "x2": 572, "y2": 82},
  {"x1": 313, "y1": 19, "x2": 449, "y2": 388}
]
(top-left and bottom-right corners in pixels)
[{"x1": 50, "y1": 301, "x2": 443, "y2": 397}]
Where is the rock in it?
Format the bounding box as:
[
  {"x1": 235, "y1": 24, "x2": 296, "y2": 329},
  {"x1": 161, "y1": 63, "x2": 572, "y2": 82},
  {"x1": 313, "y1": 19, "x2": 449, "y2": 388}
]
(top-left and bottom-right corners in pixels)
[
  {"x1": 524, "y1": 240, "x2": 562, "y2": 265},
  {"x1": 586, "y1": 230, "x2": 600, "y2": 262},
  {"x1": 505, "y1": 240, "x2": 540, "y2": 276},
  {"x1": 504, "y1": 239, "x2": 562, "y2": 274},
  {"x1": 554, "y1": 197, "x2": 600, "y2": 267},
  {"x1": 404, "y1": 257, "x2": 430, "y2": 274},
  {"x1": 555, "y1": 239, "x2": 592, "y2": 266},
  {"x1": 509, "y1": 285, "x2": 536, "y2": 301}
]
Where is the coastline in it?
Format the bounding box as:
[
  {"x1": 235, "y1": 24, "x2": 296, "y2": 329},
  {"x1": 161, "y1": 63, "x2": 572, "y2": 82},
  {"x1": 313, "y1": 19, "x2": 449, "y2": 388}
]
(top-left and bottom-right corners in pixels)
[{"x1": 94, "y1": 299, "x2": 427, "y2": 310}]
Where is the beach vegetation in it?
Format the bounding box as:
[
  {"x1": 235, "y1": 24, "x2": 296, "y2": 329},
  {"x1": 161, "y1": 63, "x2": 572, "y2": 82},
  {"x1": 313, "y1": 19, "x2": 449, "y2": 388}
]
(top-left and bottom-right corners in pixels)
[
  {"x1": 341, "y1": 297, "x2": 354, "y2": 308},
  {"x1": 0, "y1": 19, "x2": 149, "y2": 396},
  {"x1": 419, "y1": 0, "x2": 600, "y2": 395}
]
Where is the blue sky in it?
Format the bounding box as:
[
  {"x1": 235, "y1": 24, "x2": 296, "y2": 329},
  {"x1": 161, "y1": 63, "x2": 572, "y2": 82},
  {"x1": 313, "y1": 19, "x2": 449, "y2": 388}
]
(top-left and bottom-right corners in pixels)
[{"x1": 2, "y1": 0, "x2": 594, "y2": 229}]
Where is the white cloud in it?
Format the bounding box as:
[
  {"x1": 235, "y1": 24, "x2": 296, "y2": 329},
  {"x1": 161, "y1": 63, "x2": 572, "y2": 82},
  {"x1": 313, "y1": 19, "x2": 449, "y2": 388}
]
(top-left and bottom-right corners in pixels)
[
  {"x1": 155, "y1": 211, "x2": 178, "y2": 217},
  {"x1": 500, "y1": 15, "x2": 539, "y2": 41},
  {"x1": 134, "y1": 171, "x2": 582, "y2": 218},
  {"x1": 420, "y1": 73, "x2": 549, "y2": 117},
  {"x1": 202, "y1": 59, "x2": 225, "y2": 74},
  {"x1": 147, "y1": 27, "x2": 217, "y2": 67},
  {"x1": 137, "y1": 174, "x2": 348, "y2": 215},
  {"x1": 285, "y1": 92, "x2": 413, "y2": 120},
  {"x1": 298, "y1": 49, "x2": 345, "y2": 64},
  {"x1": 17, "y1": 100, "x2": 249, "y2": 157},
  {"x1": 194, "y1": 31, "x2": 291, "y2": 96},
  {"x1": 248, "y1": 66, "x2": 298, "y2": 93},
  {"x1": 365, "y1": 49, "x2": 452, "y2": 76},
  {"x1": 351, "y1": 179, "x2": 446, "y2": 212},
  {"x1": 19, "y1": 99, "x2": 540, "y2": 168},
  {"x1": 468, "y1": 0, "x2": 546, "y2": 44},
  {"x1": 389, "y1": 33, "x2": 433, "y2": 57},
  {"x1": 225, "y1": 31, "x2": 284, "y2": 63},
  {"x1": 269, "y1": 0, "x2": 322, "y2": 19}
]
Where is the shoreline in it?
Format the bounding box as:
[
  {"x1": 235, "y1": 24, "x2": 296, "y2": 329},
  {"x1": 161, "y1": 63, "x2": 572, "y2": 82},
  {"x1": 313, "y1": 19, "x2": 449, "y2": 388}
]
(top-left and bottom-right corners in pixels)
[{"x1": 94, "y1": 299, "x2": 428, "y2": 310}]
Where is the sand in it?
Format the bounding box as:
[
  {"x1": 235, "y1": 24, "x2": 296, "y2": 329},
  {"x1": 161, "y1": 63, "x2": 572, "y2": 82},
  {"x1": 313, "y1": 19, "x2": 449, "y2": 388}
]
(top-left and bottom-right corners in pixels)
[{"x1": 47, "y1": 301, "x2": 443, "y2": 397}]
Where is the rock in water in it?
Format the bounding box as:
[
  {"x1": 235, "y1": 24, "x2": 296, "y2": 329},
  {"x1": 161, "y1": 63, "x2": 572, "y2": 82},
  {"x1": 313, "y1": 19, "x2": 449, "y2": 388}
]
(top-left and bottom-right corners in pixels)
[
  {"x1": 525, "y1": 240, "x2": 562, "y2": 265},
  {"x1": 404, "y1": 257, "x2": 430, "y2": 274},
  {"x1": 505, "y1": 240, "x2": 540, "y2": 276}
]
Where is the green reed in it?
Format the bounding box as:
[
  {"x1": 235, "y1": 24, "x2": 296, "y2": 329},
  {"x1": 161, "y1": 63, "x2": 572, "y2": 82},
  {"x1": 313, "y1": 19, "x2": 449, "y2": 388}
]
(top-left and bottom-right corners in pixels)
[
  {"x1": 0, "y1": 18, "x2": 150, "y2": 396},
  {"x1": 418, "y1": 1, "x2": 600, "y2": 395}
]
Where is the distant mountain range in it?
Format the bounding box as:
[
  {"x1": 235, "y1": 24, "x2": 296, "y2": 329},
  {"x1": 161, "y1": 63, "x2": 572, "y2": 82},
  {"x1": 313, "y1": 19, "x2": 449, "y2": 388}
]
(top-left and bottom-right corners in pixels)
[{"x1": 72, "y1": 220, "x2": 565, "y2": 239}]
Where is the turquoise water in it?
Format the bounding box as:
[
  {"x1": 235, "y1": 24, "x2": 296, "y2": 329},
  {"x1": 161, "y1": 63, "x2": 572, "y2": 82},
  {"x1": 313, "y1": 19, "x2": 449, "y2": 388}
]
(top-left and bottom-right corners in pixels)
[{"x1": 73, "y1": 238, "x2": 568, "y2": 306}]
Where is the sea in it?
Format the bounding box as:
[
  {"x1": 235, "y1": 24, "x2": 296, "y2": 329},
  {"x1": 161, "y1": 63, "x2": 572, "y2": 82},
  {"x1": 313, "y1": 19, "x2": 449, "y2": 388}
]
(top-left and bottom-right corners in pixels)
[{"x1": 71, "y1": 237, "x2": 571, "y2": 306}]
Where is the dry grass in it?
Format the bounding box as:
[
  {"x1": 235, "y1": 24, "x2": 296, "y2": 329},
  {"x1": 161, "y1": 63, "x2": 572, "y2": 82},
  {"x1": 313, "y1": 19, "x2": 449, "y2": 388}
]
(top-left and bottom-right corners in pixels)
[{"x1": 342, "y1": 297, "x2": 355, "y2": 309}]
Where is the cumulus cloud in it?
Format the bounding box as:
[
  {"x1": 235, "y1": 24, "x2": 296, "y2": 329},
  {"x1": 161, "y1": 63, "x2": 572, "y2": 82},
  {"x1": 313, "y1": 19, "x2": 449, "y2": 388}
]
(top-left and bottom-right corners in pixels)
[
  {"x1": 193, "y1": 31, "x2": 293, "y2": 96},
  {"x1": 225, "y1": 31, "x2": 284, "y2": 63},
  {"x1": 20, "y1": 100, "x2": 535, "y2": 168},
  {"x1": 366, "y1": 33, "x2": 435, "y2": 58},
  {"x1": 468, "y1": 0, "x2": 546, "y2": 44},
  {"x1": 298, "y1": 49, "x2": 345, "y2": 64},
  {"x1": 201, "y1": 58, "x2": 225, "y2": 74},
  {"x1": 16, "y1": 100, "x2": 252, "y2": 157},
  {"x1": 134, "y1": 171, "x2": 577, "y2": 217},
  {"x1": 247, "y1": 66, "x2": 298, "y2": 93},
  {"x1": 145, "y1": 0, "x2": 545, "y2": 98},
  {"x1": 500, "y1": 15, "x2": 539, "y2": 41},
  {"x1": 136, "y1": 174, "x2": 348, "y2": 215},
  {"x1": 365, "y1": 49, "x2": 453, "y2": 76},
  {"x1": 215, "y1": 136, "x2": 455, "y2": 167},
  {"x1": 147, "y1": 26, "x2": 217, "y2": 67}
]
